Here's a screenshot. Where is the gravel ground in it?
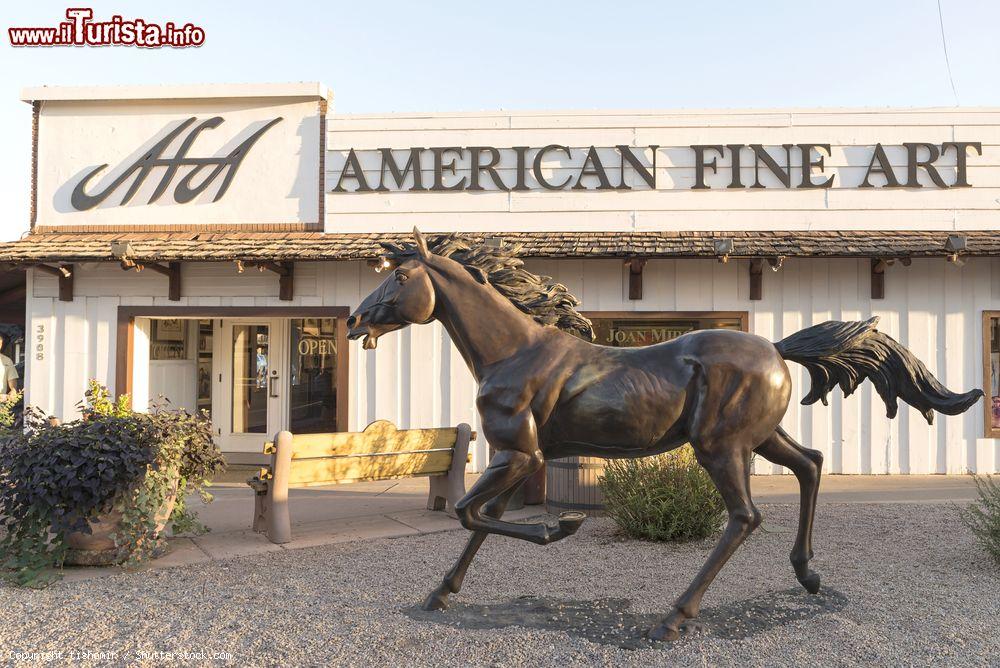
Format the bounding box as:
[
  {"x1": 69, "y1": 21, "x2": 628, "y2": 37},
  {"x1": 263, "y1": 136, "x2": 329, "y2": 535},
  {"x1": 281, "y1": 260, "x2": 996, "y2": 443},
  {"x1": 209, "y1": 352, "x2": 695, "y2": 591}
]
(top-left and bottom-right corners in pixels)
[{"x1": 1, "y1": 503, "x2": 998, "y2": 667}]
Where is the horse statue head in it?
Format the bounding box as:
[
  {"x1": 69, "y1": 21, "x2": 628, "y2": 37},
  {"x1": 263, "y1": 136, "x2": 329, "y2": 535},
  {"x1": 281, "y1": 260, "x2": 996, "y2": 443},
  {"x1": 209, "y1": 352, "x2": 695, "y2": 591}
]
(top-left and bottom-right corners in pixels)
[{"x1": 346, "y1": 227, "x2": 593, "y2": 351}]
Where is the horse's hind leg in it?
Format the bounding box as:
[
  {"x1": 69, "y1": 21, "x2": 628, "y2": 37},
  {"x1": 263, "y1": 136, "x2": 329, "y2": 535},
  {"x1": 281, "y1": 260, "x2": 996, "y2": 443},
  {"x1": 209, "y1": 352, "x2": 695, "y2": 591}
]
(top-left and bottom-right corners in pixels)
[
  {"x1": 754, "y1": 426, "x2": 823, "y2": 594},
  {"x1": 649, "y1": 448, "x2": 761, "y2": 641},
  {"x1": 422, "y1": 483, "x2": 521, "y2": 611}
]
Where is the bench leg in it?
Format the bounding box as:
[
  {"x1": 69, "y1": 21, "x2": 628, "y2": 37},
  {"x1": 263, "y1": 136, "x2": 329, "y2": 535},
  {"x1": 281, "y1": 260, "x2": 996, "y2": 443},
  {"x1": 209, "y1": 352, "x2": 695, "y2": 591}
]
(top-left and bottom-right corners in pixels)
[
  {"x1": 252, "y1": 488, "x2": 269, "y2": 533},
  {"x1": 266, "y1": 431, "x2": 293, "y2": 544},
  {"x1": 435, "y1": 423, "x2": 472, "y2": 517},
  {"x1": 427, "y1": 475, "x2": 448, "y2": 511}
]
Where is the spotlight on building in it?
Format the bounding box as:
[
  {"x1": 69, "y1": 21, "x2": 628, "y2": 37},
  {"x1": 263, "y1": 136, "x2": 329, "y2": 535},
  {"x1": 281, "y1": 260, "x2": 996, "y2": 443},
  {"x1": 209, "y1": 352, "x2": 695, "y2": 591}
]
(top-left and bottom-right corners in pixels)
[
  {"x1": 714, "y1": 238, "x2": 734, "y2": 263},
  {"x1": 945, "y1": 234, "x2": 967, "y2": 266},
  {"x1": 110, "y1": 241, "x2": 134, "y2": 260},
  {"x1": 768, "y1": 256, "x2": 785, "y2": 272},
  {"x1": 366, "y1": 256, "x2": 393, "y2": 272}
]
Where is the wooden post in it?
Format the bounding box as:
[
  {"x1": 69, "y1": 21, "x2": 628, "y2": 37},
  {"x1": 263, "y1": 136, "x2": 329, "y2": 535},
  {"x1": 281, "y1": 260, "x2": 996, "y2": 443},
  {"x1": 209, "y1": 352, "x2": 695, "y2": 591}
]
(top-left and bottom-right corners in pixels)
[
  {"x1": 168, "y1": 262, "x2": 181, "y2": 301},
  {"x1": 278, "y1": 263, "x2": 294, "y2": 302},
  {"x1": 58, "y1": 264, "x2": 73, "y2": 302},
  {"x1": 749, "y1": 259, "x2": 764, "y2": 301},
  {"x1": 625, "y1": 258, "x2": 646, "y2": 300},
  {"x1": 871, "y1": 258, "x2": 886, "y2": 300}
]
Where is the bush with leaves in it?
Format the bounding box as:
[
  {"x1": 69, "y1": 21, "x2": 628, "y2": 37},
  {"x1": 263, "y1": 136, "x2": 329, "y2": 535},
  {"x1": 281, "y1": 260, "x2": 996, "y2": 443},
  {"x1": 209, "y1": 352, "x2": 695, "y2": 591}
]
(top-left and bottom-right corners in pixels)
[
  {"x1": 599, "y1": 446, "x2": 726, "y2": 542},
  {"x1": 960, "y1": 475, "x2": 1000, "y2": 566},
  {"x1": 0, "y1": 381, "x2": 224, "y2": 586}
]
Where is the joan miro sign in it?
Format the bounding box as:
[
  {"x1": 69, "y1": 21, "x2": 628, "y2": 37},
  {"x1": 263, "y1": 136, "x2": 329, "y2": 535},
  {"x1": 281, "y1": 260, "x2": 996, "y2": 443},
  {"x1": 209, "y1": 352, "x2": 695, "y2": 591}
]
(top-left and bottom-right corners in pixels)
[{"x1": 330, "y1": 142, "x2": 983, "y2": 193}]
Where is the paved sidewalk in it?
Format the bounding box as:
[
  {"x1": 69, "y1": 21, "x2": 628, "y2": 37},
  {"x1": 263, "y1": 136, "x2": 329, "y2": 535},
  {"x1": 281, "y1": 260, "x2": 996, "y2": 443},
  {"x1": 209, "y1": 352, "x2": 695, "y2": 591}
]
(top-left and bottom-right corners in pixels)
[
  {"x1": 752, "y1": 473, "x2": 982, "y2": 504},
  {"x1": 58, "y1": 473, "x2": 982, "y2": 582}
]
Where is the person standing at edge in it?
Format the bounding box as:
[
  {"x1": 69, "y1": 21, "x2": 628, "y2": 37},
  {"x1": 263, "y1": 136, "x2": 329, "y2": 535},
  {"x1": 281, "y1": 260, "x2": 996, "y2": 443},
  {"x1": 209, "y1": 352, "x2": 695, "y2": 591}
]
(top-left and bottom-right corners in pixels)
[{"x1": 0, "y1": 334, "x2": 20, "y2": 401}]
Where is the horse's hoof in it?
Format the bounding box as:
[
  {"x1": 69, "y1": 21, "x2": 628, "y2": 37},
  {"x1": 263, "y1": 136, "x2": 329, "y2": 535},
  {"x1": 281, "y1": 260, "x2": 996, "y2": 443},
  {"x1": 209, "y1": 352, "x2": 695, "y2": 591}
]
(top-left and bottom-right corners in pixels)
[
  {"x1": 421, "y1": 588, "x2": 450, "y2": 611},
  {"x1": 797, "y1": 570, "x2": 821, "y2": 594},
  {"x1": 646, "y1": 623, "x2": 680, "y2": 642},
  {"x1": 557, "y1": 511, "x2": 586, "y2": 535}
]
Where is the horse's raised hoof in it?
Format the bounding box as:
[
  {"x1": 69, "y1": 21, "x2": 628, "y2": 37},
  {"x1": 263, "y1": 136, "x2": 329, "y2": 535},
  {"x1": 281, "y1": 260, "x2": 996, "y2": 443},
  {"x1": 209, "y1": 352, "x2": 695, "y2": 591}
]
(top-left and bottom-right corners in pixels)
[
  {"x1": 797, "y1": 570, "x2": 822, "y2": 594},
  {"x1": 557, "y1": 511, "x2": 586, "y2": 535},
  {"x1": 421, "y1": 586, "x2": 451, "y2": 611}
]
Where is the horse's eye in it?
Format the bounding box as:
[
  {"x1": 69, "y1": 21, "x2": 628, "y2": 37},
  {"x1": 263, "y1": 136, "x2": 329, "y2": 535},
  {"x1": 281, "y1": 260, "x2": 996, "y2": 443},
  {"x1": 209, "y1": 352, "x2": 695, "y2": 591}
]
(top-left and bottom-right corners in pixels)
[{"x1": 396, "y1": 272, "x2": 408, "y2": 283}]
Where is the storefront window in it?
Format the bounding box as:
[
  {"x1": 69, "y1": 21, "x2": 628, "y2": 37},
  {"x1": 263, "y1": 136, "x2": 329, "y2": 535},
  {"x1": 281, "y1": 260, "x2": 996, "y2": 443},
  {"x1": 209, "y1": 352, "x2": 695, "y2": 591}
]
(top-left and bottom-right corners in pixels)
[
  {"x1": 231, "y1": 324, "x2": 269, "y2": 434},
  {"x1": 149, "y1": 319, "x2": 188, "y2": 360},
  {"x1": 586, "y1": 314, "x2": 745, "y2": 348},
  {"x1": 289, "y1": 318, "x2": 338, "y2": 433},
  {"x1": 987, "y1": 314, "x2": 1000, "y2": 436},
  {"x1": 196, "y1": 320, "x2": 213, "y2": 417}
]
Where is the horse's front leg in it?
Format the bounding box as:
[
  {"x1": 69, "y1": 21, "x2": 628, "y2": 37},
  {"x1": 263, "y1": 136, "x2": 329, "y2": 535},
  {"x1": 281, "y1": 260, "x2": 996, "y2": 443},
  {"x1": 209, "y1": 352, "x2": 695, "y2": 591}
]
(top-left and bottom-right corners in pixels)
[
  {"x1": 422, "y1": 482, "x2": 521, "y2": 611},
  {"x1": 454, "y1": 410, "x2": 585, "y2": 545},
  {"x1": 454, "y1": 450, "x2": 582, "y2": 544}
]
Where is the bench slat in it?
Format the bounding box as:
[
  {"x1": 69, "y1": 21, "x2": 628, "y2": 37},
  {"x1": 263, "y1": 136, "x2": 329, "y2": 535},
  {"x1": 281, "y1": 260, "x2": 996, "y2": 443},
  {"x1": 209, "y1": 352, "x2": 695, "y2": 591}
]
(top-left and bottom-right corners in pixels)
[
  {"x1": 283, "y1": 420, "x2": 459, "y2": 460},
  {"x1": 287, "y1": 449, "x2": 454, "y2": 485}
]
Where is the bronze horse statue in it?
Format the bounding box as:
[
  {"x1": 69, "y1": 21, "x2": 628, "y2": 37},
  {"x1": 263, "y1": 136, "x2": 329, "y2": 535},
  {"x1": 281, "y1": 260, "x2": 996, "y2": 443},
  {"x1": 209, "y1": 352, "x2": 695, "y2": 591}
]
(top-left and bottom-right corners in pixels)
[{"x1": 346, "y1": 229, "x2": 983, "y2": 641}]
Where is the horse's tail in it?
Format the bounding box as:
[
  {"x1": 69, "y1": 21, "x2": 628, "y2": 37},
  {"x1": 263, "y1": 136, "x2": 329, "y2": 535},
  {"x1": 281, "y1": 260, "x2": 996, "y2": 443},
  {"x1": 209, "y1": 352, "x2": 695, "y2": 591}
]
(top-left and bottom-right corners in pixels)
[{"x1": 774, "y1": 316, "x2": 983, "y2": 425}]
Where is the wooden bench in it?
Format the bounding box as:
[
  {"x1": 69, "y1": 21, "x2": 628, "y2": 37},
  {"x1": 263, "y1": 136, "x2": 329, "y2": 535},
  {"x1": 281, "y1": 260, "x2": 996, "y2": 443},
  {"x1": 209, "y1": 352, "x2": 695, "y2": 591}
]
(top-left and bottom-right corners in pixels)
[{"x1": 247, "y1": 420, "x2": 474, "y2": 544}]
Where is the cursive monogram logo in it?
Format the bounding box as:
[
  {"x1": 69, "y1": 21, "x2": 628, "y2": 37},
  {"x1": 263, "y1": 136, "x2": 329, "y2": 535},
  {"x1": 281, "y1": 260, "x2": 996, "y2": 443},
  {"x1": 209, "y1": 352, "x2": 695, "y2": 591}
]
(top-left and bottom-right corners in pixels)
[{"x1": 69, "y1": 116, "x2": 282, "y2": 210}]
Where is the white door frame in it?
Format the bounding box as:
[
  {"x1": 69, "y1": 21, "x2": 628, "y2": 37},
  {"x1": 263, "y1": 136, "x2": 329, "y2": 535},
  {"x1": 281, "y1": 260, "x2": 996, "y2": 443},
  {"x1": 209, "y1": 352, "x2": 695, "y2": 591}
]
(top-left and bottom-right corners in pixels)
[
  {"x1": 214, "y1": 317, "x2": 289, "y2": 453},
  {"x1": 121, "y1": 306, "x2": 350, "y2": 455}
]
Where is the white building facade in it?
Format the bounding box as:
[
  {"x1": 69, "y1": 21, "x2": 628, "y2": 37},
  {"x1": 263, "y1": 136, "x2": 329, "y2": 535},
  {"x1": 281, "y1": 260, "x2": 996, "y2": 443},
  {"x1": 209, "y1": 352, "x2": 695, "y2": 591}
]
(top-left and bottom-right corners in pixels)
[{"x1": 5, "y1": 83, "x2": 999, "y2": 475}]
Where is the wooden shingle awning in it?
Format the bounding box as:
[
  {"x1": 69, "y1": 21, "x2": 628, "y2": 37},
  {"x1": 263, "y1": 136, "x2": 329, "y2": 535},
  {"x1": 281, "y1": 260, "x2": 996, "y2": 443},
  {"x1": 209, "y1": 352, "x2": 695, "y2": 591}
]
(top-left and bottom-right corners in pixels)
[{"x1": 0, "y1": 230, "x2": 998, "y2": 265}]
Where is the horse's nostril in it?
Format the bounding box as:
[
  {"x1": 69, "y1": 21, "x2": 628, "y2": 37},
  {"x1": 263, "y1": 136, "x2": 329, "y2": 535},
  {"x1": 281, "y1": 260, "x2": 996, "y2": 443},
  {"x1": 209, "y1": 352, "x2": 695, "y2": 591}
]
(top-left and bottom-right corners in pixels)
[{"x1": 347, "y1": 315, "x2": 359, "y2": 329}]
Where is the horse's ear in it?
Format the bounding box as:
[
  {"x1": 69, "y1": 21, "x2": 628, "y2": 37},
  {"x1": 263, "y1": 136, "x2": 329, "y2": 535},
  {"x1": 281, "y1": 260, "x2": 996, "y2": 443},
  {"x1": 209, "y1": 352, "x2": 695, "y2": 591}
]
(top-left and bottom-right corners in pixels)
[{"x1": 412, "y1": 227, "x2": 430, "y2": 260}]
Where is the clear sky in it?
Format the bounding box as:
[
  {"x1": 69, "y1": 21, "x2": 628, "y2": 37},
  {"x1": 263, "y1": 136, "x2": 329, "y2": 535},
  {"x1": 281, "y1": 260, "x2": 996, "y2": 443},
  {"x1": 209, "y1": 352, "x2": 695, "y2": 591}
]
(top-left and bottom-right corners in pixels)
[{"x1": 1, "y1": 0, "x2": 998, "y2": 240}]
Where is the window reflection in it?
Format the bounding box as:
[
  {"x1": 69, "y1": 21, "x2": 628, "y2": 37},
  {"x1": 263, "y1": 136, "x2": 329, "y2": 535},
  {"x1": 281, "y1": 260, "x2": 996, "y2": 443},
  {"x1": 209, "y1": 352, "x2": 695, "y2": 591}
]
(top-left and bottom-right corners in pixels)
[
  {"x1": 232, "y1": 324, "x2": 268, "y2": 434},
  {"x1": 289, "y1": 318, "x2": 338, "y2": 433},
  {"x1": 586, "y1": 317, "x2": 744, "y2": 348}
]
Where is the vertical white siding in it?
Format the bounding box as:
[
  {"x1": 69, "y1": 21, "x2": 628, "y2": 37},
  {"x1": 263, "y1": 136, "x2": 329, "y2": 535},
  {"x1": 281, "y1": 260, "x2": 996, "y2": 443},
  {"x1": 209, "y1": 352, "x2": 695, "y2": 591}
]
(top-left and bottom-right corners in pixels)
[{"x1": 24, "y1": 258, "x2": 1000, "y2": 474}]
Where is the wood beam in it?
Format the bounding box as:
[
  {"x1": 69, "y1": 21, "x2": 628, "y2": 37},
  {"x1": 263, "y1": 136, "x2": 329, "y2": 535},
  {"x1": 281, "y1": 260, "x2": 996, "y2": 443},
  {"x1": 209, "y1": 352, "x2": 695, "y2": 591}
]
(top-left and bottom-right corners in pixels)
[
  {"x1": 254, "y1": 261, "x2": 294, "y2": 301},
  {"x1": 59, "y1": 266, "x2": 73, "y2": 302},
  {"x1": 749, "y1": 259, "x2": 764, "y2": 301},
  {"x1": 625, "y1": 257, "x2": 646, "y2": 300},
  {"x1": 120, "y1": 261, "x2": 181, "y2": 301},
  {"x1": 871, "y1": 258, "x2": 887, "y2": 300},
  {"x1": 33, "y1": 264, "x2": 74, "y2": 302}
]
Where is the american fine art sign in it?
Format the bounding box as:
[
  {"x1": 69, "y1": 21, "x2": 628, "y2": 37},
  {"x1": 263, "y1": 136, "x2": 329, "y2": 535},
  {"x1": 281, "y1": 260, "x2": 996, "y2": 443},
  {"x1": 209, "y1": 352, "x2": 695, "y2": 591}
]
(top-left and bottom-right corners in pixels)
[{"x1": 331, "y1": 142, "x2": 984, "y2": 193}]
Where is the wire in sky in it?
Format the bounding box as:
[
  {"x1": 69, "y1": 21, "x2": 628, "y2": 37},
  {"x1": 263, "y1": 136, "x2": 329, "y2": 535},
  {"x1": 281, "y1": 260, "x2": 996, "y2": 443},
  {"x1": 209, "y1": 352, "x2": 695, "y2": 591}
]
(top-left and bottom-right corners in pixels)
[{"x1": 937, "y1": 0, "x2": 960, "y2": 105}]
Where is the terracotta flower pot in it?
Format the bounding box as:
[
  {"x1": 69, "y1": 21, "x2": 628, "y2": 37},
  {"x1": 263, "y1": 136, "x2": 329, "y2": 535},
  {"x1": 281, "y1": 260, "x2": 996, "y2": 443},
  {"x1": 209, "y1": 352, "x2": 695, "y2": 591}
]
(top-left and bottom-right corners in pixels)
[{"x1": 64, "y1": 475, "x2": 179, "y2": 566}]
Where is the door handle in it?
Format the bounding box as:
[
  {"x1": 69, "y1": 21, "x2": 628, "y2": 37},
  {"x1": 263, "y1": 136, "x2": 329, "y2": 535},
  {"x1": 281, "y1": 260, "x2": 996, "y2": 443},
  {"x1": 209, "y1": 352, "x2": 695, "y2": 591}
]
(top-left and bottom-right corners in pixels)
[{"x1": 269, "y1": 374, "x2": 279, "y2": 398}]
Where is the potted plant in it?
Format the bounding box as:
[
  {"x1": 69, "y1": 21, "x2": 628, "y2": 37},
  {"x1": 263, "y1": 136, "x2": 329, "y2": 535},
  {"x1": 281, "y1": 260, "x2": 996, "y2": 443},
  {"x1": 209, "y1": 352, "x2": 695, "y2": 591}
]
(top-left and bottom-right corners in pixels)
[{"x1": 0, "y1": 381, "x2": 224, "y2": 586}]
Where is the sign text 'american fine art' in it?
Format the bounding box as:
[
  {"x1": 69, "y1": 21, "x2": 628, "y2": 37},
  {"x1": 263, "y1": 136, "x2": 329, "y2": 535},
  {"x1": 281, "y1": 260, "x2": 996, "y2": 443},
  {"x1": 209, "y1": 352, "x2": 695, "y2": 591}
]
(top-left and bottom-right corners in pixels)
[{"x1": 331, "y1": 142, "x2": 983, "y2": 193}]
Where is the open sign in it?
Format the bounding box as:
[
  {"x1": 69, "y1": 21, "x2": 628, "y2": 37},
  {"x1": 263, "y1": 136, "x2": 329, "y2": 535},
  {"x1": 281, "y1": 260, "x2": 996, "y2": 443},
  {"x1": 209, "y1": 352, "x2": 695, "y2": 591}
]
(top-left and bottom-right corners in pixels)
[{"x1": 298, "y1": 338, "x2": 336, "y2": 356}]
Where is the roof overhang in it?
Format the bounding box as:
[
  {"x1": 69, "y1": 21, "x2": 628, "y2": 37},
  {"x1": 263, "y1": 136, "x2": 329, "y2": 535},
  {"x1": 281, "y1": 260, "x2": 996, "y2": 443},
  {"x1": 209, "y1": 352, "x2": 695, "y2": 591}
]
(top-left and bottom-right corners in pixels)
[{"x1": 0, "y1": 231, "x2": 996, "y2": 266}]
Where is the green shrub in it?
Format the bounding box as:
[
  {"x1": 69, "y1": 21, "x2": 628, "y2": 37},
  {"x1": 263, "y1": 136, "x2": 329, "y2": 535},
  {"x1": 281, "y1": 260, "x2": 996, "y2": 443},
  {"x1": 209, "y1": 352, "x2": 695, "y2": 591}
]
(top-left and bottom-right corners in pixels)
[
  {"x1": 599, "y1": 446, "x2": 726, "y2": 542},
  {"x1": 0, "y1": 381, "x2": 224, "y2": 587},
  {"x1": 960, "y1": 475, "x2": 1000, "y2": 565}
]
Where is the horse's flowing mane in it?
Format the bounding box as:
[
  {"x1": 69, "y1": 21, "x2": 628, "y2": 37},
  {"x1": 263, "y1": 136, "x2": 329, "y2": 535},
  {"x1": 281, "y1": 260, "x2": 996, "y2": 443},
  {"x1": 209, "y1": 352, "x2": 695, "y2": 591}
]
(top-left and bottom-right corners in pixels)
[{"x1": 380, "y1": 234, "x2": 595, "y2": 340}]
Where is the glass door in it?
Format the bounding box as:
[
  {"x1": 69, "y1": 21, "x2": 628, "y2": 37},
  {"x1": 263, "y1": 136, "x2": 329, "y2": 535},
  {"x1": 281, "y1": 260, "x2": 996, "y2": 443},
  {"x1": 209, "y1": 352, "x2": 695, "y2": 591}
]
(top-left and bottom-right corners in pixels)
[{"x1": 215, "y1": 319, "x2": 286, "y2": 452}]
